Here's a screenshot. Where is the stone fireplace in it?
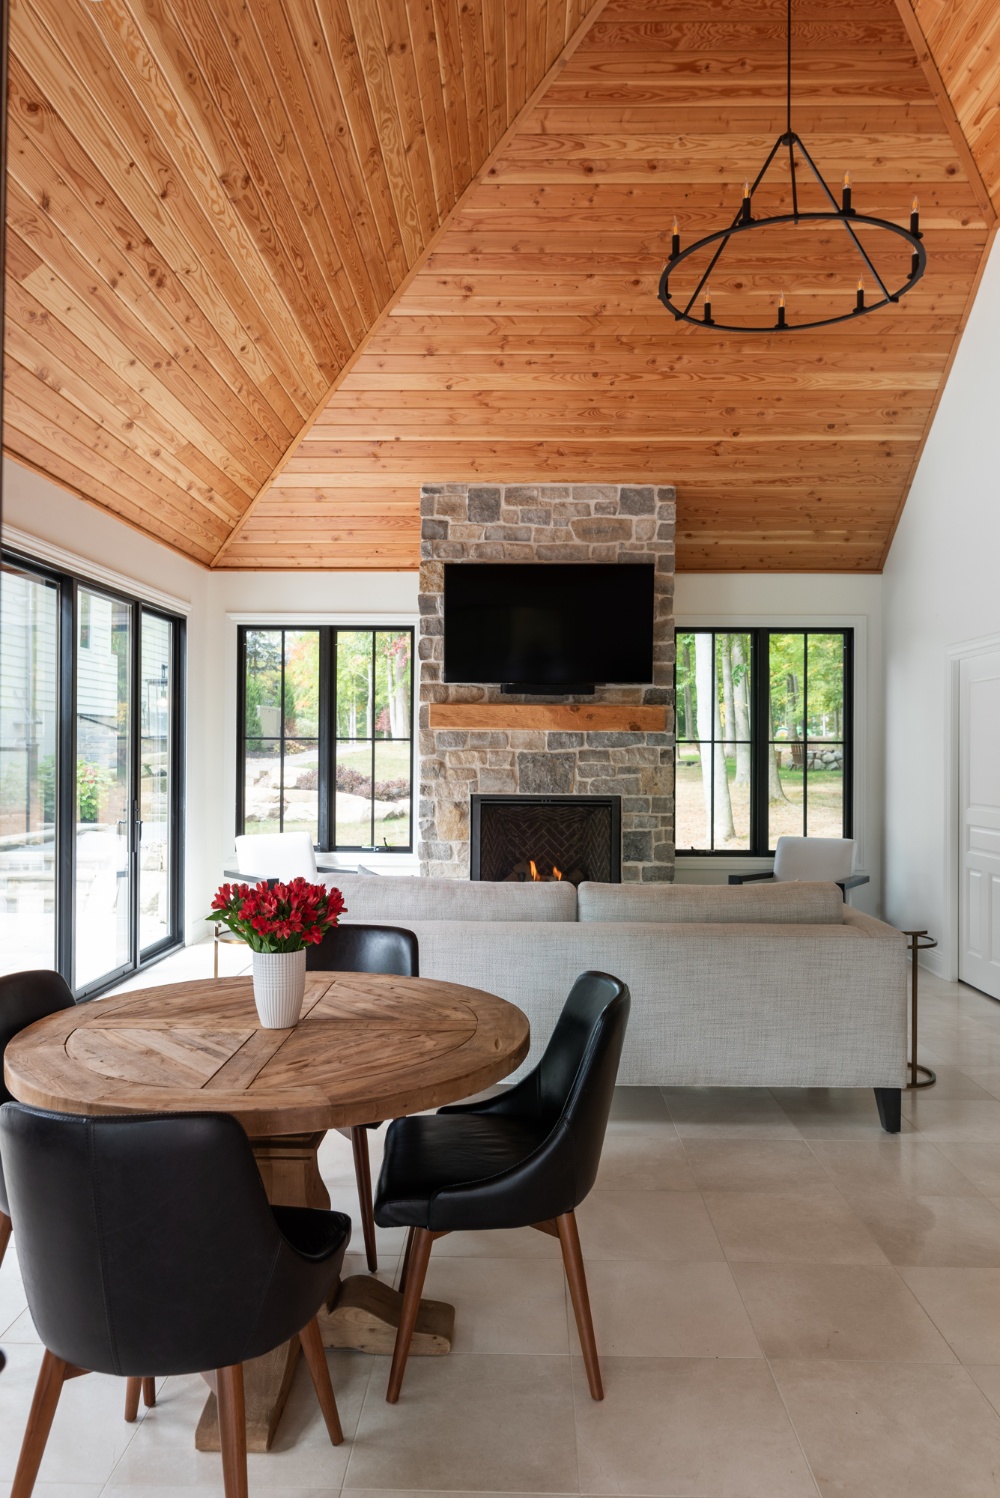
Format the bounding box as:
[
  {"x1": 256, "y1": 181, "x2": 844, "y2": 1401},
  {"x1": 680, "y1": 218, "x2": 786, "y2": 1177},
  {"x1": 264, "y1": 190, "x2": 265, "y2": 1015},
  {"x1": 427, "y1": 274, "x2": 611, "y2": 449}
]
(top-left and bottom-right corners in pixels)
[
  {"x1": 470, "y1": 794, "x2": 622, "y2": 885},
  {"x1": 417, "y1": 482, "x2": 676, "y2": 882}
]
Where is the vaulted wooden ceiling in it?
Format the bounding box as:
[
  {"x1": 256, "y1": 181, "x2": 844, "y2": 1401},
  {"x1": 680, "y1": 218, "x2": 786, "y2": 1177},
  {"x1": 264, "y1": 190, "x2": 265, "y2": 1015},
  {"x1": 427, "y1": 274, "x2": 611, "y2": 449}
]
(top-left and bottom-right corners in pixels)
[
  {"x1": 4, "y1": 0, "x2": 597, "y2": 565},
  {"x1": 4, "y1": 0, "x2": 999, "y2": 572}
]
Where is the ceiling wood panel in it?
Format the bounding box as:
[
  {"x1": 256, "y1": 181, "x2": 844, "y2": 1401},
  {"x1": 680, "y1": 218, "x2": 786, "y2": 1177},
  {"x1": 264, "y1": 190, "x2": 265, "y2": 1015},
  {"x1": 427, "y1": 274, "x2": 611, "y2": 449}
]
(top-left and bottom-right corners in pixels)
[
  {"x1": 227, "y1": 0, "x2": 991, "y2": 572},
  {"x1": 4, "y1": 0, "x2": 997, "y2": 572},
  {"x1": 902, "y1": 0, "x2": 1000, "y2": 213},
  {"x1": 3, "y1": 0, "x2": 594, "y2": 563}
]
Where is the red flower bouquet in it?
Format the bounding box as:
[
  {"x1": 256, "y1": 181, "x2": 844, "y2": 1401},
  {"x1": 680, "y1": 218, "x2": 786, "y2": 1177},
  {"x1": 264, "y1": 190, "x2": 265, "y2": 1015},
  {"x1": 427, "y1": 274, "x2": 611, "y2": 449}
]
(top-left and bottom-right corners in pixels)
[{"x1": 207, "y1": 878, "x2": 347, "y2": 953}]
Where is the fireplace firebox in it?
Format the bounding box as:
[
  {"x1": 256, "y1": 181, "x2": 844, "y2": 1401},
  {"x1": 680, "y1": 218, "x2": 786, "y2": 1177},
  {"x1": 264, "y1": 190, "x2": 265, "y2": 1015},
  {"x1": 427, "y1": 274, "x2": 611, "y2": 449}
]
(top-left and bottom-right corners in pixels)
[{"x1": 470, "y1": 795, "x2": 621, "y2": 885}]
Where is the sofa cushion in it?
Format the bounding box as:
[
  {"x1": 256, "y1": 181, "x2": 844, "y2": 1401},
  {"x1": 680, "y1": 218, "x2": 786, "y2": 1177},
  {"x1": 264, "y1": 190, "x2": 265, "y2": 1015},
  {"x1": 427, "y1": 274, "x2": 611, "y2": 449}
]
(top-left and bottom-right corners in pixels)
[
  {"x1": 577, "y1": 881, "x2": 845, "y2": 925},
  {"x1": 333, "y1": 872, "x2": 578, "y2": 923}
]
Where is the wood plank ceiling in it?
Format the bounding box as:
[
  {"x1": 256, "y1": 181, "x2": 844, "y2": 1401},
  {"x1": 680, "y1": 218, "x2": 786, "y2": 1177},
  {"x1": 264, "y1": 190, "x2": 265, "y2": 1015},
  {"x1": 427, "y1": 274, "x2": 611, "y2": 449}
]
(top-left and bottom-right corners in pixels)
[
  {"x1": 3, "y1": 0, "x2": 997, "y2": 572},
  {"x1": 3, "y1": 0, "x2": 596, "y2": 566}
]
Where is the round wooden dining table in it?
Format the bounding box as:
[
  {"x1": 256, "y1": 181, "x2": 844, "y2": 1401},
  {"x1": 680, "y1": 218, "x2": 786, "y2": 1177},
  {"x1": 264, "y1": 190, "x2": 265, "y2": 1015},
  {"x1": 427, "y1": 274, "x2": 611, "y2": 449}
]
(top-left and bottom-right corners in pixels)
[{"x1": 4, "y1": 970, "x2": 530, "y2": 1452}]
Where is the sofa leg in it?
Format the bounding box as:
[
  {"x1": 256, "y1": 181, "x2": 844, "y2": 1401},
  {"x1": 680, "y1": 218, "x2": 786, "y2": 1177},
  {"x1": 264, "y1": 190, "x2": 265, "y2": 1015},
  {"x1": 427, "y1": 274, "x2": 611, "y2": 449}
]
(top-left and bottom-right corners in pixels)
[{"x1": 875, "y1": 1087, "x2": 901, "y2": 1133}]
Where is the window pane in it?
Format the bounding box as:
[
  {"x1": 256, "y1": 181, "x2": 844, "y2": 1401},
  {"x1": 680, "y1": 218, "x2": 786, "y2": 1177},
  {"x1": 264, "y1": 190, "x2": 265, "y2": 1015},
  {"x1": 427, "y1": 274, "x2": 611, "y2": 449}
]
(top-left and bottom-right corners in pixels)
[
  {"x1": 806, "y1": 751, "x2": 844, "y2": 837},
  {"x1": 284, "y1": 630, "x2": 319, "y2": 738},
  {"x1": 768, "y1": 739, "x2": 805, "y2": 844},
  {"x1": 0, "y1": 568, "x2": 59, "y2": 973},
  {"x1": 374, "y1": 739, "x2": 411, "y2": 848},
  {"x1": 282, "y1": 739, "x2": 319, "y2": 841},
  {"x1": 374, "y1": 631, "x2": 411, "y2": 739},
  {"x1": 337, "y1": 632, "x2": 373, "y2": 739},
  {"x1": 769, "y1": 634, "x2": 805, "y2": 746},
  {"x1": 245, "y1": 739, "x2": 281, "y2": 833},
  {"x1": 139, "y1": 613, "x2": 172, "y2": 952},
  {"x1": 75, "y1": 590, "x2": 131, "y2": 990},
  {"x1": 718, "y1": 632, "x2": 752, "y2": 752},
  {"x1": 675, "y1": 741, "x2": 708, "y2": 851},
  {"x1": 719, "y1": 754, "x2": 751, "y2": 849},
  {"x1": 675, "y1": 632, "x2": 697, "y2": 741},
  {"x1": 806, "y1": 634, "x2": 844, "y2": 742},
  {"x1": 336, "y1": 740, "x2": 373, "y2": 846},
  {"x1": 246, "y1": 630, "x2": 282, "y2": 740}
]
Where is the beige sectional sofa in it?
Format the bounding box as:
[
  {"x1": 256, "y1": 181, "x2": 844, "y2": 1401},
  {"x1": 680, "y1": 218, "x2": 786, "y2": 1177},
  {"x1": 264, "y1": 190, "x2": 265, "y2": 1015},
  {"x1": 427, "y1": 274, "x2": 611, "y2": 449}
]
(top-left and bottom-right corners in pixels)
[{"x1": 331, "y1": 873, "x2": 908, "y2": 1130}]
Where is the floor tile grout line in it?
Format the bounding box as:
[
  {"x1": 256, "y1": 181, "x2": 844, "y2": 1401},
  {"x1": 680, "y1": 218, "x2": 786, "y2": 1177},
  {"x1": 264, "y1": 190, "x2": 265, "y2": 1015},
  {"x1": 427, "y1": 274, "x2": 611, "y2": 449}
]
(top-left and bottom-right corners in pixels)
[{"x1": 724, "y1": 1258, "x2": 825, "y2": 1498}]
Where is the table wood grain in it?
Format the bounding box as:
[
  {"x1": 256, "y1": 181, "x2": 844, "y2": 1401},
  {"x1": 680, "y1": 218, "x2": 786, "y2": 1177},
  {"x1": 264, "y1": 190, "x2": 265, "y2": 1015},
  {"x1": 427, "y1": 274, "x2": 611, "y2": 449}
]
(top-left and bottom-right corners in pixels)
[{"x1": 4, "y1": 972, "x2": 531, "y2": 1136}]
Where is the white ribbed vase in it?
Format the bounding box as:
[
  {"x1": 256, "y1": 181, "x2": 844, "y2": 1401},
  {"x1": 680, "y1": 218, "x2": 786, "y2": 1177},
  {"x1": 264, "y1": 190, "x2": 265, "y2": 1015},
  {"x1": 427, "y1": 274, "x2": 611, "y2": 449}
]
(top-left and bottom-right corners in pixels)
[{"x1": 251, "y1": 948, "x2": 307, "y2": 1029}]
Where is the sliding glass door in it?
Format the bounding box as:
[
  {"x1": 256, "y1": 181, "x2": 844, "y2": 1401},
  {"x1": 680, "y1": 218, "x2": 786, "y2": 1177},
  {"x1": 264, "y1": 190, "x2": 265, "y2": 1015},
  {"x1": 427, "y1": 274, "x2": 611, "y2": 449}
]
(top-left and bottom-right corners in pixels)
[
  {"x1": 74, "y1": 588, "x2": 133, "y2": 990},
  {"x1": 139, "y1": 612, "x2": 176, "y2": 955},
  {"x1": 0, "y1": 566, "x2": 60, "y2": 970},
  {"x1": 0, "y1": 553, "x2": 184, "y2": 994}
]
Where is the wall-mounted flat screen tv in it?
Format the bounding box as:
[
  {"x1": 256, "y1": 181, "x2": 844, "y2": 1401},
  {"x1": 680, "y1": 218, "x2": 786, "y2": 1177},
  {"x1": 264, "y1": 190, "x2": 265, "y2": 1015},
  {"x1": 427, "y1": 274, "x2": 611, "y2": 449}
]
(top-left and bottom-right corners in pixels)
[{"x1": 443, "y1": 562, "x2": 655, "y2": 691}]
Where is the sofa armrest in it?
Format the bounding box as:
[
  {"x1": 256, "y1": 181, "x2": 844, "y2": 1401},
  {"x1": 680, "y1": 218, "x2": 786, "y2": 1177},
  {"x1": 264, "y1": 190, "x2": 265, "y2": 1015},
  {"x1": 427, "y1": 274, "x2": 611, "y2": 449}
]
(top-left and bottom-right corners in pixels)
[
  {"x1": 727, "y1": 871, "x2": 775, "y2": 885},
  {"x1": 837, "y1": 874, "x2": 870, "y2": 892}
]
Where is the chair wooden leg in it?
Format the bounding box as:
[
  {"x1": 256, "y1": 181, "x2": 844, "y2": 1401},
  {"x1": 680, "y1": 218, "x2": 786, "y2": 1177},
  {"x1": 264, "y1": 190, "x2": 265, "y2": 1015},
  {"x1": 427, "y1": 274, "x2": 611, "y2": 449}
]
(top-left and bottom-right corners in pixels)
[
  {"x1": 0, "y1": 1210, "x2": 12, "y2": 1270},
  {"x1": 351, "y1": 1126, "x2": 378, "y2": 1272},
  {"x1": 124, "y1": 1377, "x2": 142, "y2": 1422},
  {"x1": 216, "y1": 1364, "x2": 248, "y2": 1498},
  {"x1": 299, "y1": 1315, "x2": 343, "y2": 1445},
  {"x1": 398, "y1": 1225, "x2": 416, "y2": 1295},
  {"x1": 12, "y1": 1350, "x2": 71, "y2": 1498},
  {"x1": 386, "y1": 1226, "x2": 434, "y2": 1404},
  {"x1": 556, "y1": 1211, "x2": 604, "y2": 1401},
  {"x1": 142, "y1": 1376, "x2": 156, "y2": 1408}
]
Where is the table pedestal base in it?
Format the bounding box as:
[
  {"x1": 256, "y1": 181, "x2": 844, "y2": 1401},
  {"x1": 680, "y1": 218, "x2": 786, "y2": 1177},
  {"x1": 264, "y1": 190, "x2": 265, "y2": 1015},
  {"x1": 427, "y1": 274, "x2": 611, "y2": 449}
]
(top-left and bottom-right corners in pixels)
[
  {"x1": 320, "y1": 1273, "x2": 454, "y2": 1356},
  {"x1": 196, "y1": 1135, "x2": 455, "y2": 1453}
]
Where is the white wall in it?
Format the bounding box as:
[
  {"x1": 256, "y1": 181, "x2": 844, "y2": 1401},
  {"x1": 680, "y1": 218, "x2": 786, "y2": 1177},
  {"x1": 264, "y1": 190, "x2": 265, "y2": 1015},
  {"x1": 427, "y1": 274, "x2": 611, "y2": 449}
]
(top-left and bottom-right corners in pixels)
[
  {"x1": 2, "y1": 460, "x2": 418, "y2": 945},
  {"x1": 882, "y1": 233, "x2": 1000, "y2": 975},
  {"x1": 674, "y1": 573, "x2": 884, "y2": 915}
]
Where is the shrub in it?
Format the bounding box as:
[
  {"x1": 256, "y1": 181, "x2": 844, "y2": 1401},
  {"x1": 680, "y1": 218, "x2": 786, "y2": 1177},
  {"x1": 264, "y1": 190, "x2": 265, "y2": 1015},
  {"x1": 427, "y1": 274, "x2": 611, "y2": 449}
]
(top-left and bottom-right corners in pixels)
[{"x1": 335, "y1": 765, "x2": 408, "y2": 802}]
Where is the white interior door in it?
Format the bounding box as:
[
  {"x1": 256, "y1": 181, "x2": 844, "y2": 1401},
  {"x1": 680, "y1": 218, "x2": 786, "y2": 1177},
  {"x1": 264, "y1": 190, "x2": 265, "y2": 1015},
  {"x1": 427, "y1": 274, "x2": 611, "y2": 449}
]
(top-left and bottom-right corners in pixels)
[{"x1": 959, "y1": 650, "x2": 1000, "y2": 998}]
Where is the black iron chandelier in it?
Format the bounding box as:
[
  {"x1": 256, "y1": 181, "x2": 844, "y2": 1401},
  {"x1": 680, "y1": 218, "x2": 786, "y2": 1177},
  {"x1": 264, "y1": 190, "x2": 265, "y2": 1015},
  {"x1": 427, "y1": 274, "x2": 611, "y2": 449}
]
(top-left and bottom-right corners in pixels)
[{"x1": 658, "y1": 0, "x2": 926, "y2": 332}]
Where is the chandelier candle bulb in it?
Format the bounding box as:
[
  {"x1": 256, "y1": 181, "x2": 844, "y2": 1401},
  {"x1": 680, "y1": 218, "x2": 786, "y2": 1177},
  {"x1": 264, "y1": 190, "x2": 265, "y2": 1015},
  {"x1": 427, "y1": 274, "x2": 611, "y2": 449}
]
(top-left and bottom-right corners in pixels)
[
  {"x1": 855, "y1": 278, "x2": 865, "y2": 312},
  {"x1": 910, "y1": 196, "x2": 920, "y2": 237},
  {"x1": 742, "y1": 181, "x2": 752, "y2": 223},
  {"x1": 842, "y1": 171, "x2": 852, "y2": 213},
  {"x1": 703, "y1": 287, "x2": 713, "y2": 324},
  {"x1": 777, "y1": 291, "x2": 787, "y2": 329},
  {"x1": 671, "y1": 218, "x2": 680, "y2": 258}
]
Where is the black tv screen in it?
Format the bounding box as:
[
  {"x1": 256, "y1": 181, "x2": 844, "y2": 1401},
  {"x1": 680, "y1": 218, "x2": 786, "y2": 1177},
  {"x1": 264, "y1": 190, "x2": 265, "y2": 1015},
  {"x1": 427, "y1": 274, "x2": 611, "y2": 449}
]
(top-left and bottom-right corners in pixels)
[{"x1": 443, "y1": 563, "x2": 655, "y2": 688}]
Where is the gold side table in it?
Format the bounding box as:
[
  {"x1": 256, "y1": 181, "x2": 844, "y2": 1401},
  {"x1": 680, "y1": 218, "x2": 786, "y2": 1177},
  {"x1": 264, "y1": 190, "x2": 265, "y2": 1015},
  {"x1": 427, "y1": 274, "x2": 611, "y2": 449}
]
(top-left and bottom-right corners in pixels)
[{"x1": 902, "y1": 929, "x2": 937, "y2": 1089}]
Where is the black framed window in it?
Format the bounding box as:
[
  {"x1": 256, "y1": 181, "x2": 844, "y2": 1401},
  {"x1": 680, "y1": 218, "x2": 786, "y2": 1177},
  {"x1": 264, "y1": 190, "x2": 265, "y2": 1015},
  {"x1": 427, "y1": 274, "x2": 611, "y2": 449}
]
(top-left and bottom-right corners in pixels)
[
  {"x1": 0, "y1": 549, "x2": 185, "y2": 995},
  {"x1": 675, "y1": 628, "x2": 853, "y2": 854},
  {"x1": 237, "y1": 626, "x2": 413, "y2": 852}
]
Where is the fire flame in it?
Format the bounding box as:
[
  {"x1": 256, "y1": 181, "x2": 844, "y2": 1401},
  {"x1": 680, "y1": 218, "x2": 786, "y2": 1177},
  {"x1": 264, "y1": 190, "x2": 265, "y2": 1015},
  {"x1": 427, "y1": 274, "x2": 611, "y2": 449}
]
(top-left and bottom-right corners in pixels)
[
  {"x1": 553, "y1": 865, "x2": 563, "y2": 881},
  {"x1": 529, "y1": 859, "x2": 540, "y2": 882}
]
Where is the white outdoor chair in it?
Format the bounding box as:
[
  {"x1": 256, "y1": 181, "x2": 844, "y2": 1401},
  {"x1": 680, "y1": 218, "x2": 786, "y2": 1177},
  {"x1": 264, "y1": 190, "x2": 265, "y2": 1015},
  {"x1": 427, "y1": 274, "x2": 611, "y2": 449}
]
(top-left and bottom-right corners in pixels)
[
  {"x1": 728, "y1": 835, "x2": 869, "y2": 900},
  {"x1": 214, "y1": 832, "x2": 319, "y2": 977}
]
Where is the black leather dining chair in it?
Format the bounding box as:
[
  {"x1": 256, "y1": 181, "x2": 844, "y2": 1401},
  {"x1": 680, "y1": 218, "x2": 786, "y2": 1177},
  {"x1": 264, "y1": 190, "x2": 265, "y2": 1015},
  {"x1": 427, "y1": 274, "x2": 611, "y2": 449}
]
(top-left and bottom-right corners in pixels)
[
  {"x1": 307, "y1": 922, "x2": 419, "y2": 1274},
  {"x1": 0, "y1": 1106, "x2": 351, "y2": 1498},
  {"x1": 374, "y1": 970, "x2": 630, "y2": 1404},
  {"x1": 0, "y1": 970, "x2": 77, "y2": 1272},
  {"x1": 0, "y1": 970, "x2": 158, "y2": 1423}
]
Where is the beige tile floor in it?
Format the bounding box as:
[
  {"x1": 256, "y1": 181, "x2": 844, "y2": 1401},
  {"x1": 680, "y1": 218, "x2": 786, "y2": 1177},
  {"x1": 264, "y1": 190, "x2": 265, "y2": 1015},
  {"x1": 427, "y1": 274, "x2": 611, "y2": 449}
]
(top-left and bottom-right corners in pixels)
[{"x1": 7, "y1": 957, "x2": 1000, "y2": 1494}]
